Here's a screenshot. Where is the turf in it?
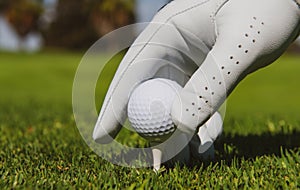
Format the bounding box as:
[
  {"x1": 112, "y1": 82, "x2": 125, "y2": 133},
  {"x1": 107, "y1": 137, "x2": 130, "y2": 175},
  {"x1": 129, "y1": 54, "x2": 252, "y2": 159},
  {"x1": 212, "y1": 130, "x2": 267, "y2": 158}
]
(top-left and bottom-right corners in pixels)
[{"x1": 0, "y1": 51, "x2": 299, "y2": 189}]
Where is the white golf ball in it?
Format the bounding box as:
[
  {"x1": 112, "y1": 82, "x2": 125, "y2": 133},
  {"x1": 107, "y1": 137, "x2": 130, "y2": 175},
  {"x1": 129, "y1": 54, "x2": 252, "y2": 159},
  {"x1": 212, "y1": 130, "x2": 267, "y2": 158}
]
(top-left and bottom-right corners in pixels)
[{"x1": 127, "y1": 78, "x2": 182, "y2": 142}]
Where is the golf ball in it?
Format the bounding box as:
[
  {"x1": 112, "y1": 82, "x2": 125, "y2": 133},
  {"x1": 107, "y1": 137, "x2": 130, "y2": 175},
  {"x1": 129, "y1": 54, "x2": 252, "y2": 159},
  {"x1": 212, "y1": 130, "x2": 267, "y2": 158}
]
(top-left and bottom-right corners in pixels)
[{"x1": 127, "y1": 78, "x2": 182, "y2": 142}]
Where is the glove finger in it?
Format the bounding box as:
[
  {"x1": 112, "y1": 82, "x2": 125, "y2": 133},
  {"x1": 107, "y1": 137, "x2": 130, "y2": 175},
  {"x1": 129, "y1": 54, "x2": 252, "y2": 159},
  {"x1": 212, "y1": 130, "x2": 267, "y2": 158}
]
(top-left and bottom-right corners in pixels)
[{"x1": 93, "y1": 10, "x2": 200, "y2": 143}]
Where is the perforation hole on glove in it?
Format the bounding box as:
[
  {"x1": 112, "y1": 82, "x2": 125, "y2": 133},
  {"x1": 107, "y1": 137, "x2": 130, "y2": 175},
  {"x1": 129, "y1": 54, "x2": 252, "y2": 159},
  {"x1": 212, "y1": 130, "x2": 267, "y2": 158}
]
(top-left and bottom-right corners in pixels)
[{"x1": 225, "y1": 16, "x2": 266, "y2": 80}]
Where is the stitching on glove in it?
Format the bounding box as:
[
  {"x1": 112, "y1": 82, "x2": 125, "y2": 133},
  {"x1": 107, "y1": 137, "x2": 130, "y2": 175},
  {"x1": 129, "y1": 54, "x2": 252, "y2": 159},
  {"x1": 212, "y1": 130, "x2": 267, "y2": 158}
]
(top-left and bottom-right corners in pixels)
[
  {"x1": 210, "y1": 0, "x2": 229, "y2": 19},
  {"x1": 98, "y1": 0, "x2": 213, "y2": 122},
  {"x1": 210, "y1": 0, "x2": 229, "y2": 36}
]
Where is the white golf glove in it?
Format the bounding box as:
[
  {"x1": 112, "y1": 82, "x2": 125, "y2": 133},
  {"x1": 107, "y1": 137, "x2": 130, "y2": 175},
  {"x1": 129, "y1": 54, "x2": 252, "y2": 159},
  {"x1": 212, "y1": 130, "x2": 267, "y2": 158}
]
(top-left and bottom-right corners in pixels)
[{"x1": 93, "y1": 0, "x2": 300, "y2": 143}]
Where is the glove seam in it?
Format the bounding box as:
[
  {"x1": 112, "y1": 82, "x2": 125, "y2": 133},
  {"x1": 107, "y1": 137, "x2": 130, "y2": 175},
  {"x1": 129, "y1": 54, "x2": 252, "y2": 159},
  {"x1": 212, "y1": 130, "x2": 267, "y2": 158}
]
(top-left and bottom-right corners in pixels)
[
  {"x1": 210, "y1": 0, "x2": 229, "y2": 37},
  {"x1": 210, "y1": 0, "x2": 229, "y2": 18}
]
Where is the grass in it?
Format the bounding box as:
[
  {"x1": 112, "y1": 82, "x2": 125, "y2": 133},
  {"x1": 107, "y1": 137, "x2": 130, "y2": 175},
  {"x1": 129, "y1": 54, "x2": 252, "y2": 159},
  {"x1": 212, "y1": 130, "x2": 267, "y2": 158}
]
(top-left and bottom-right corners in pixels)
[{"x1": 0, "y1": 51, "x2": 300, "y2": 189}]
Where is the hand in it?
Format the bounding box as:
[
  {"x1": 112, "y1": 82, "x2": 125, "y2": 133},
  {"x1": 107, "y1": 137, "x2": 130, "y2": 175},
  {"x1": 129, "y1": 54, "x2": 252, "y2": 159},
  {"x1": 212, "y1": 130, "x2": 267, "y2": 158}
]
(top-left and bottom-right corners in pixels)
[{"x1": 93, "y1": 0, "x2": 300, "y2": 143}]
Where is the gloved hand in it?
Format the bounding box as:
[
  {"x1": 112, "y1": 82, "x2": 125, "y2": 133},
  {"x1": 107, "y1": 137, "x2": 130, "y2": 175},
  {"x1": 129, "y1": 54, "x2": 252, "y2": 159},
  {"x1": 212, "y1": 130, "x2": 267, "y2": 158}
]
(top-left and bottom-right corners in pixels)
[{"x1": 93, "y1": 0, "x2": 300, "y2": 143}]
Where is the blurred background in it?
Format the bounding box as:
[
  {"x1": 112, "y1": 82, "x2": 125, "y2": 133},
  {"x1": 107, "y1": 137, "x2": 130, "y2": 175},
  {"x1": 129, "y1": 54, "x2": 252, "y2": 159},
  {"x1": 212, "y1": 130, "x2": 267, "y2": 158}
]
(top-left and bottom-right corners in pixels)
[{"x1": 0, "y1": 0, "x2": 173, "y2": 52}]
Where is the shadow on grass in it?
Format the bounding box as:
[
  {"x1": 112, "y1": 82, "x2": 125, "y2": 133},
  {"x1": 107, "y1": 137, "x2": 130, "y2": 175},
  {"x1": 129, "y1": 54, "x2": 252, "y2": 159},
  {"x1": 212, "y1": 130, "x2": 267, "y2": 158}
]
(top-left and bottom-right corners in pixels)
[
  {"x1": 214, "y1": 130, "x2": 300, "y2": 163},
  {"x1": 106, "y1": 131, "x2": 300, "y2": 170}
]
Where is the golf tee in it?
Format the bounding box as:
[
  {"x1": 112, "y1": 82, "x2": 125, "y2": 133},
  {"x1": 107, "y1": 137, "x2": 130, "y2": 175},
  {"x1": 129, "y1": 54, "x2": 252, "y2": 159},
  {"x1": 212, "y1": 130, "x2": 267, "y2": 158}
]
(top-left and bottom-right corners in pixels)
[{"x1": 152, "y1": 148, "x2": 163, "y2": 172}]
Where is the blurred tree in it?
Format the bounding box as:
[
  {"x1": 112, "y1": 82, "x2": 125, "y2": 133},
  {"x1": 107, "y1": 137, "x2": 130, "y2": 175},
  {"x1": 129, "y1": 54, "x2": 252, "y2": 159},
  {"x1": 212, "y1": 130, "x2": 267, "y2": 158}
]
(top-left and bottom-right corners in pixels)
[
  {"x1": 0, "y1": 0, "x2": 10, "y2": 12},
  {"x1": 1, "y1": 0, "x2": 43, "y2": 37},
  {"x1": 89, "y1": 0, "x2": 135, "y2": 36},
  {"x1": 45, "y1": 0, "x2": 135, "y2": 50},
  {"x1": 44, "y1": 0, "x2": 96, "y2": 49}
]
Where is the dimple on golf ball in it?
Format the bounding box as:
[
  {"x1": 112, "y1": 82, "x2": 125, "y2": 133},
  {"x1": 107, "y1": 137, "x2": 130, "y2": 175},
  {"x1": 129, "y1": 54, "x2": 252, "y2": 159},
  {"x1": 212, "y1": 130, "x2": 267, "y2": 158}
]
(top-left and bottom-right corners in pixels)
[{"x1": 127, "y1": 78, "x2": 182, "y2": 142}]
